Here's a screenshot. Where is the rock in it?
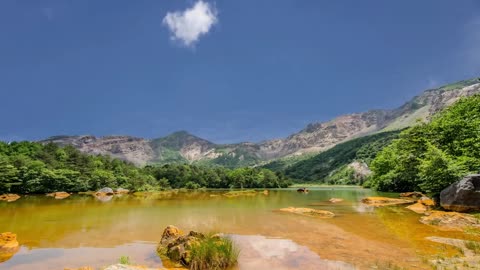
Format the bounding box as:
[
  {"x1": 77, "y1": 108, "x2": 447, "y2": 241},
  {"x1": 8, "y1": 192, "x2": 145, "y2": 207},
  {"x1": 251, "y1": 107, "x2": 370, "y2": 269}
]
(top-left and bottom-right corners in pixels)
[
  {"x1": 158, "y1": 226, "x2": 205, "y2": 266},
  {"x1": 420, "y1": 211, "x2": 480, "y2": 230},
  {"x1": 406, "y1": 196, "x2": 435, "y2": 214},
  {"x1": 400, "y1": 192, "x2": 425, "y2": 198},
  {"x1": 115, "y1": 188, "x2": 130, "y2": 194},
  {"x1": 161, "y1": 225, "x2": 183, "y2": 246},
  {"x1": 94, "y1": 194, "x2": 113, "y2": 202},
  {"x1": 328, "y1": 198, "x2": 343, "y2": 203},
  {"x1": 278, "y1": 207, "x2": 335, "y2": 218},
  {"x1": 103, "y1": 265, "x2": 159, "y2": 270},
  {"x1": 361, "y1": 197, "x2": 413, "y2": 206},
  {"x1": 263, "y1": 190, "x2": 269, "y2": 195},
  {"x1": 0, "y1": 232, "x2": 19, "y2": 263},
  {"x1": 46, "y1": 192, "x2": 70, "y2": 199},
  {"x1": 406, "y1": 202, "x2": 428, "y2": 214},
  {"x1": 0, "y1": 194, "x2": 20, "y2": 202},
  {"x1": 418, "y1": 196, "x2": 435, "y2": 206},
  {"x1": 440, "y1": 174, "x2": 480, "y2": 212},
  {"x1": 97, "y1": 187, "x2": 114, "y2": 195}
]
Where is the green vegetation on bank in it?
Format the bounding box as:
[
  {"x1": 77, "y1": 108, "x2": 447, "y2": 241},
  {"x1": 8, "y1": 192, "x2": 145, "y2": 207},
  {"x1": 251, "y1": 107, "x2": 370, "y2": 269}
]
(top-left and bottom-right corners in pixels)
[
  {"x1": 367, "y1": 94, "x2": 480, "y2": 194},
  {"x1": 189, "y1": 235, "x2": 239, "y2": 270},
  {"x1": 274, "y1": 130, "x2": 401, "y2": 183},
  {"x1": 0, "y1": 142, "x2": 290, "y2": 194}
]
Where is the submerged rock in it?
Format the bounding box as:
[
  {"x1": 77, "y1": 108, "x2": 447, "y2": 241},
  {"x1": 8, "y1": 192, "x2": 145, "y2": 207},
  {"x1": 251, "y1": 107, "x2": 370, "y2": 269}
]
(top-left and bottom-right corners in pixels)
[
  {"x1": 296, "y1": 188, "x2": 309, "y2": 193},
  {"x1": 263, "y1": 190, "x2": 269, "y2": 195},
  {"x1": 47, "y1": 192, "x2": 70, "y2": 199},
  {"x1": 420, "y1": 210, "x2": 480, "y2": 230},
  {"x1": 406, "y1": 202, "x2": 429, "y2": 214},
  {"x1": 440, "y1": 174, "x2": 480, "y2": 212},
  {"x1": 361, "y1": 197, "x2": 413, "y2": 207},
  {"x1": 399, "y1": 192, "x2": 424, "y2": 198},
  {"x1": 115, "y1": 188, "x2": 130, "y2": 194},
  {"x1": 278, "y1": 207, "x2": 335, "y2": 218},
  {"x1": 406, "y1": 196, "x2": 435, "y2": 214},
  {"x1": 0, "y1": 194, "x2": 20, "y2": 202},
  {"x1": 0, "y1": 232, "x2": 20, "y2": 263},
  {"x1": 328, "y1": 198, "x2": 344, "y2": 203}
]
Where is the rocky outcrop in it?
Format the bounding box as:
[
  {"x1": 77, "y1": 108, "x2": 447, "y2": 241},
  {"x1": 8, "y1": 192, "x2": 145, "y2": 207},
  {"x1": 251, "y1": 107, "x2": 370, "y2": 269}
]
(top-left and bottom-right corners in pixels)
[
  {"x1": 0, "y1": 194, "x2": 20, "y2": 202},
  {"x1": 361, "y1": 197, "x2": 413, "y2": 207},
  {"x1": 47, "y1": 192, "x2": 70, "y2": 199},
  {"x1": 278, "y1": 207, "x2": 335, "y2": 218},
  {"x1": 420, "y1": 211, "x2": 480, "y2": 231},
  {"x1": 0, "y1": 232, "x2": 19, "y2": 263},
  {"x1": 157, "y1": 225, "x2": 215, "y2": 267},
  {"x1": 440, "y1": 174, "x2": 480, "y2": 212}
]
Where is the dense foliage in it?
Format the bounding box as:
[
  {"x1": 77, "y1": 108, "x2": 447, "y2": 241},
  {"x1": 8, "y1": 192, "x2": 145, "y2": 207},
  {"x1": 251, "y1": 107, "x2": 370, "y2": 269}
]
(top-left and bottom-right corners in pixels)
[
  {"x1": 367, "y1": 94, "x2": 480, "y2": 194},
  {"x1": 145, "y1": 164, "x2": 291, "y2": 189},
  {"x1": 0, "y1": 141, "x2": 290, "y2": 194},
  {"x1": 276, "y1": 130, "x2": 401, "y2": 182},
  {"x1": 0, "y1": 142, "x2": 157, "y2": 194}
]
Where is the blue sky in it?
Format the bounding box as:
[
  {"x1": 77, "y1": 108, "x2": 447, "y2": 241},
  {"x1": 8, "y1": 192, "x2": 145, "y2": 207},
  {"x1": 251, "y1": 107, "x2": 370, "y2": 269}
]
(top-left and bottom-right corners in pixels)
[{"x1": 0, "y1": 0, "x2": 479, "y2": 143}]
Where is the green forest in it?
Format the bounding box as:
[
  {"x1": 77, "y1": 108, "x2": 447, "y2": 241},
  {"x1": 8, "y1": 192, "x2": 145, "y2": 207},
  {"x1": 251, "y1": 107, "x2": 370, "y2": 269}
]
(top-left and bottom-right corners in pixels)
[
  {"x1": 267, "y1": 130, "x2": 401, "y2": 183},
  {"x1": 0, "y1": 142, "x2": 290, "y2": 194},
  {"x1": 366, "y1": 94, "x2": 480, "y2": 194}
]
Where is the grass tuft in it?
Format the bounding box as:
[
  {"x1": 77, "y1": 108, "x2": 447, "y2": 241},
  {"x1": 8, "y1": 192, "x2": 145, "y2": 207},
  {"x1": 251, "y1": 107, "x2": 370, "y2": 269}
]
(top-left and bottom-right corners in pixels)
[
  {"x1": 119, "y1": 255, "x2": 130, "y2": 265},
  {"x1": 189, "y1": 234, "x2": 239, "y2": 270}
]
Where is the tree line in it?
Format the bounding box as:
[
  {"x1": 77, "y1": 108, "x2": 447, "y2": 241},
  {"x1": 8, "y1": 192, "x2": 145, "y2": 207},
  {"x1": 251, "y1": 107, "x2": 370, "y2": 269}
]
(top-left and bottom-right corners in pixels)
[
  {"x1": 0, "y1": 142, "x2": 291, "y2": 194},
  {"x1": 366, "y1": 94, "x2": 480, "y2": 195}
]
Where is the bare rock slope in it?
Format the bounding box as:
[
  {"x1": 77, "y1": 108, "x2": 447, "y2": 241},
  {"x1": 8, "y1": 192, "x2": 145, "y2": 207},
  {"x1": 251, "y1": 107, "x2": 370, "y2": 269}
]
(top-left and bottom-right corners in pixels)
[{"x1": 41, "y1": 79, "x2": 480, "y2": 166}]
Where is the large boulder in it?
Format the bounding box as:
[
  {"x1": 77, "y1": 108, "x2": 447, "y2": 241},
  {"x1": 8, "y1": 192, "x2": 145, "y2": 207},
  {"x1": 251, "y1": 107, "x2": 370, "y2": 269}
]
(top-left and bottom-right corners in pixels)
[
  {"x1": 440, "y1": 174, "x2": 480, "y2": 212},
  {"x1": 0, "y1": 232, "x2": 19, "y2": 263}
]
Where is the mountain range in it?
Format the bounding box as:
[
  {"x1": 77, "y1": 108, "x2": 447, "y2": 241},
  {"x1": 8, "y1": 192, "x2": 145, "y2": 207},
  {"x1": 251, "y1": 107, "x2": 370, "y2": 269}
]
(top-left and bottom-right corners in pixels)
[{"x1": 41, "y1": 77, "x2": 480, "y2": 168}]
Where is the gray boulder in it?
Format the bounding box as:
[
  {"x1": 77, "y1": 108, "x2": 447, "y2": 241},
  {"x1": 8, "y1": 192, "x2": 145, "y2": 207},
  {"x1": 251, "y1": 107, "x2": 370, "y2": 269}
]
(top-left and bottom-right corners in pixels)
[
  {"x1": 97, "y1": 187, "x2": 114, "y2": 195},
  {"x1": 440, "y1": 174, "x2": 480, "y2": 212}
]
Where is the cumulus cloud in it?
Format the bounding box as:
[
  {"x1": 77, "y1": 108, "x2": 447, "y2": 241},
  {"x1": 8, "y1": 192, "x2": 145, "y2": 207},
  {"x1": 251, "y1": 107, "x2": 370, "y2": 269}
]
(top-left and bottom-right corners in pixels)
[{"x1": 163, "y1": 1, "x2": 218, "y2": 47}]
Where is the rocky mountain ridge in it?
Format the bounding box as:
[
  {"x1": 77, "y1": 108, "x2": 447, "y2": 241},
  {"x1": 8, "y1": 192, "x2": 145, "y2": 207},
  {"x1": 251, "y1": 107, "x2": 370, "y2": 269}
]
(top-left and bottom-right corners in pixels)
[{"x1": 40, "y1": 78, "x2": 480, "y2": 167}]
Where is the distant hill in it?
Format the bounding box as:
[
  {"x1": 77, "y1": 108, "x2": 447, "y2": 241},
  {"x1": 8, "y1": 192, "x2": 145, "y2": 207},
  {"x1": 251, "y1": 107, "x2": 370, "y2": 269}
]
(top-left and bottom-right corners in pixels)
[
  {"x1": 40, "y1": 77, "x2": 480, "y2": 167},
  {"x1": 273, "y1": 130, "x2": 402, "y2": 183}
]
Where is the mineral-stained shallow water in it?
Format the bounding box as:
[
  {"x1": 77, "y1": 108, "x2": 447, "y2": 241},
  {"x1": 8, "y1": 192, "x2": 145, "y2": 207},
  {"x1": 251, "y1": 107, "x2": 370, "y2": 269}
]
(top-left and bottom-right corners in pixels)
[{"x1": 0, "y1": 187, "x2": 477, "y2": 270}]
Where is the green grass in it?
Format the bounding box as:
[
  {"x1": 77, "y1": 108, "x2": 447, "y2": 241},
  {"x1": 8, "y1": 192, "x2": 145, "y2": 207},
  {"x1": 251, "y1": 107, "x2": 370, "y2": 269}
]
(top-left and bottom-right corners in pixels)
[
  {"x1": 189, "y1": 235, "x2": 239, "y2": 270},
  {"x1": 119, "y1": 255, "x2": 130, "y2": 265}
]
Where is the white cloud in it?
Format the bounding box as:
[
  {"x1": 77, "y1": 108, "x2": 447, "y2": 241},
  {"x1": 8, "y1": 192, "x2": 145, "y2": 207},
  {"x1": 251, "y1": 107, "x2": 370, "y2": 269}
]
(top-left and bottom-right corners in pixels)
[{"x1": 163, "y1": 1, "x2": 218, "y2": 47}]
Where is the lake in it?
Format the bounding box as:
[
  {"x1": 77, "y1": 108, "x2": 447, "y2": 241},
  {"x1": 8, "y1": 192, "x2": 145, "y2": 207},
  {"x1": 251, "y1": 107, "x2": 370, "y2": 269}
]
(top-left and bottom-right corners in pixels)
[{"x1": 0, "y1": 187, "x2": 473, "y2": 269}]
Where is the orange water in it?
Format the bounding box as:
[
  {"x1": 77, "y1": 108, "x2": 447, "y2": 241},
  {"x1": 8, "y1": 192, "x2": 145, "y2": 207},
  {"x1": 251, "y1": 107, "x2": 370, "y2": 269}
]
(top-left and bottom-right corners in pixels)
[{"x1": 1, "y1": 188, "x2": 477, "y2": 269}]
